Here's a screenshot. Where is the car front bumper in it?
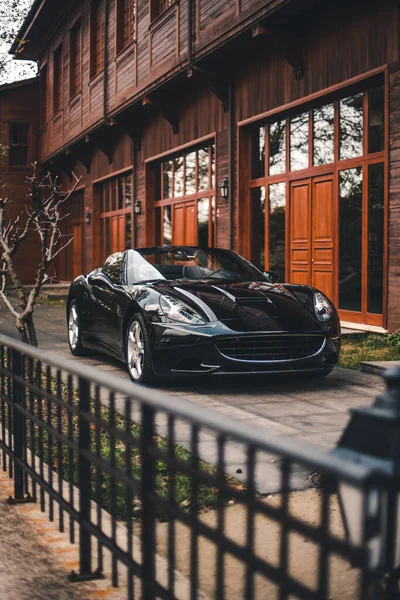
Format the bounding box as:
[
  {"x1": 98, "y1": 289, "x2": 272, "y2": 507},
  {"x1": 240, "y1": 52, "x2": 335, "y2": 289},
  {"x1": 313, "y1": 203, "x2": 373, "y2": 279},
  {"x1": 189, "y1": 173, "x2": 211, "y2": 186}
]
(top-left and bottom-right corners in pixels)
[{"x1": 149, "y1": 322, "x2": 341, "y2": 378}]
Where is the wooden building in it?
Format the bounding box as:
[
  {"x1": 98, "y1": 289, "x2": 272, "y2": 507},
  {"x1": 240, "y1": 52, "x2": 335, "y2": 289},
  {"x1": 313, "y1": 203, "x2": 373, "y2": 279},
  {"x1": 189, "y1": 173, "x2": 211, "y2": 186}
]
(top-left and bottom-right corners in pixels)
[
  {"x1": 7, "y1": 0, "x2": 400, "y2": 331},
  {"x1": 0, "y1": 78, "x2": 40, "y2": 282}
]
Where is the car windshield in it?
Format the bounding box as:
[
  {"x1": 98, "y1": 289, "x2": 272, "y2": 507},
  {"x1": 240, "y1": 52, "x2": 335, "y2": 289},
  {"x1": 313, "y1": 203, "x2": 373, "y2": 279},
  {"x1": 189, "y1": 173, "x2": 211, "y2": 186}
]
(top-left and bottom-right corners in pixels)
[{"x1": 125, "y1": 247, "x2": 264, "y2": 284}]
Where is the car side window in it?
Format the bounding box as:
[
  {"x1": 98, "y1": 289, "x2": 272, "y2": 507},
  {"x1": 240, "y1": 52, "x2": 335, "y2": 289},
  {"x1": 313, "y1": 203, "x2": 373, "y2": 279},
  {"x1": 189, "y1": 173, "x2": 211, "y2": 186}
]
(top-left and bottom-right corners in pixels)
[{"x1": 102, "y1": 252, "x2": 124, "y2": 285}]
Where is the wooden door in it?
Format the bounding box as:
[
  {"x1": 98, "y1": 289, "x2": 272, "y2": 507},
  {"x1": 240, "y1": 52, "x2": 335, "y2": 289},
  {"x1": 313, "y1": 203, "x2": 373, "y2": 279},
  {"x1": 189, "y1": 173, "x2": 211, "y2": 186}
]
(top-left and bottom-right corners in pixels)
[
  {"x1": 71, "y1": 222, "x2": 83, "y2": 279},
  {"x1": 289, "y1": 175, "x2": 334, "y2": 300},
  {"x1": 289, "y1": 180, "x2": 311, "y2": 286},
  {"x1": 111, "y1": 215, "x2": 125, "y2": 253},
  {"x1": 311, "y1": 175, "x2": 334, "y2": 300},
  {"x1": 173, "y1": 201, "x2": 197, "y2": 245}
]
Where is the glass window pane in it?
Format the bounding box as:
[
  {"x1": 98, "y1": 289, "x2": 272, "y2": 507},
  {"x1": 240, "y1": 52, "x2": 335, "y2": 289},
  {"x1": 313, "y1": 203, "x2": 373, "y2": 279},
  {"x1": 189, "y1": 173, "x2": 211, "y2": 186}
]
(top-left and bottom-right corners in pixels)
[
  {"x1": 185, "y1": 151, "x2": 196, "y2": 195},
  {"x1": 339, "y1": 168, "x2": 363, "y2": 312},
  {"x1": 368, "y1": 163, "x2": 384, "y2": 314},
  {"x1": 198, "y1": 148, "x2": 209, "y2": 191},
  {"x1": 174, "y1": 157, "x2": 184, "y2": 197},
  {"x1": 163, "y1": 205, "x2": 172, "y2": 244},
  {"x1": 211, "y1": 145, "x2": 215, "y2": 189},
  {"x1": 340, "y1": 94, "x2": 363, "y2": 160},
  {"x1": 124, "y1": 174, "x2": 132, "y2": 208},
  {"x1": 118, "y1": 177, "x2": 124, "y2": 209},
  {"x1": 211, "y1": 196, "x2": 216, "y2": 246},
  {"x1": 369, "y1": 86, "x2": 384, "y2": 154},
  {"x1": 268, "y1": 183, "x2": 286, "y2": 281},
  {"x1": 125, "y1": 213, "x2": 132, "y2": 249},
  {"x1": 250, "y1": 186, "x2": 265, "y2": 270},
  {"x1": 313, "y1": 104, "x2": 334, "y2": 166},
  {"x1": 198, "y1": 198, "x2": 209, "y2": 248},
  {"x1": 269, "y1": 120, "x2": 286, "y2": 175},
  {"x1": 163, "y1": 160, "x2": 173, "y2": 198},
  {"x1": 111, "y1": 180, "x2": 117, "y2": 211},
  {"x1": 105, "y1": 217, "x2": 111, "y2": 258},
  {"x1": 154, "y1": 207, "x2": 161, "y2": 246},
  {"x1": 290, "y1": 112, "x2": 309, "y2": 171},
  {"x1": 103, "y1": 182, "x2": 110, "y2": 213},
  {"x1": 252, "y1": 126, "x2": 265, "y2": 178}
]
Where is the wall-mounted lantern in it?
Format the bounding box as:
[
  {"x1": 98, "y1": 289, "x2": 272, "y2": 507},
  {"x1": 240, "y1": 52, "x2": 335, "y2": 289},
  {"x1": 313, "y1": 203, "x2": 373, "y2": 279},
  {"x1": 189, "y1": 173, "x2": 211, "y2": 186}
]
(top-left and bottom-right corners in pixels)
[
  {"x1": 85, "y1": 211, "x2": 91, "y2": 225},
  {"x1": 134, "y1": 199, "x2": 142, "y2": 215},
  {"x1": 219, "y1": 177, "x2": 229, "y2": 200}
]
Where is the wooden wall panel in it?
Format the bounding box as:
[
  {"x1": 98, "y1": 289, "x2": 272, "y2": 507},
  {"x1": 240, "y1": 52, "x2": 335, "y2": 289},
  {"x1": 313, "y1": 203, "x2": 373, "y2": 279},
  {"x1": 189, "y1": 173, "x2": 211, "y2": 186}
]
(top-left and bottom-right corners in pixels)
[
  {"x1": 388, "y1": 67, "x2": 400, "y2": 331},
  {"x1": 149, "y1": 9, "x2": 179, "y2": 72},
  {"x1": 198, "y1": 0, "x2": 235, "y2": 32}
]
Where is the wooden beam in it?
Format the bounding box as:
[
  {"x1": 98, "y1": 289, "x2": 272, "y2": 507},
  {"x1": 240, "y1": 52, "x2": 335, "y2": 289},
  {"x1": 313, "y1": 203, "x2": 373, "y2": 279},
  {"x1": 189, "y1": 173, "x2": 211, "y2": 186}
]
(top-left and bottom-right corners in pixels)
[
  {"x1": 252, "y1": 22, "x2": 304, "y2": 80},
  {"x1": 187, "y1": 66, "x2": 229, "y2": 111},
  {"x1": 142, "y1": 94, "x2": 179, "y2": 134}
]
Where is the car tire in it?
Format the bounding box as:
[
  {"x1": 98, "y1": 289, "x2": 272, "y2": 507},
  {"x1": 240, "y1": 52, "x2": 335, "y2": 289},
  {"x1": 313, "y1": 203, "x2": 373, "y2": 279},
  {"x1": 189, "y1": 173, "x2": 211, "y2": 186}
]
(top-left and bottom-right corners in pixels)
[
  {"x1": 67, "y1": 300, "x2": 87, "y2": 356},
  {"x1": 125, "y1": 313, "x2": 158, "y2": 385}
]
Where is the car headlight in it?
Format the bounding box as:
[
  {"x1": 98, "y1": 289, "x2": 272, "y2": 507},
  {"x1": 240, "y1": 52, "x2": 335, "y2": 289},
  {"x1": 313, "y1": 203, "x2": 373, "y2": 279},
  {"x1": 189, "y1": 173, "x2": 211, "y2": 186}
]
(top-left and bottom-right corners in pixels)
[
  {"x1": 313, "y1": 292, "x2": 334, "y2": 322},
  {"x1": 159, "y1": 295, "x2": 206, "y2": 325}
]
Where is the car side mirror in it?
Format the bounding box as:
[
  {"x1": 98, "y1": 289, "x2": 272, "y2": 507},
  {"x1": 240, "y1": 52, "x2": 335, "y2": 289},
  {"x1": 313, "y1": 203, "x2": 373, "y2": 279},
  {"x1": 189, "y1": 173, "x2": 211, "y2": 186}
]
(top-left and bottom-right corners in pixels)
[{"x1": 264, "y1": 270, "x2": 279, "y2": 284}]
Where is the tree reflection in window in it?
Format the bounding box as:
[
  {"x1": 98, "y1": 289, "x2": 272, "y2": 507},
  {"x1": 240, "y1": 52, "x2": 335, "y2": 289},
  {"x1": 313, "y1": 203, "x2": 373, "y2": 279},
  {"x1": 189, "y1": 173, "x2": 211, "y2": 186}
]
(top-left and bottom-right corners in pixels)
[
  {"x1": 268, "y1": 182, "x2": 286, "y2": 281},
  {"x1": 339, "y1": 168, "x2": 362, "y2": 311},
  {"x1": 269, "y1": 120, "x2": 286, "y2": 176},
  {"x1": 313, "y1": 104, "x2": 334, "y2": 165},
  {"x1": 185, "y1": 151, "x2": 196, "y2": 195},
  {"x1": 250, "y1": 187, "x2": 265, "y2": 270},
  {"x1": 368, "y1": 163, "x2": 384, "y2": 314},
  {"x1": 163, "y1": 161, "x2": 173, "y2": 198},
  {"x1": 252, "y1": 126, "x2": 265, "y2": 178},
  {"x1": 198, "y1": 147, "x2": 210, "y2": 191},
  {"x1": 198, "y1": 198, "x2": 209, "y2": 248},
  {"x1": 163, "y1": 205, "x2": 172, "y2": 244},
  {"x1": 103, "y1": 252, "x2": 124, "y2": 284},
  {"x1": 174, "y1": 157, "x2": 184, "y2": 196},
  {"x1": 340, "y1": 94, "x2": 363, "y2": 160},
  {"x1": 369, "y1": 86, "x2": 384, "y2": 154},
  {"x1": 290, "y1": 112, "x2": 309, "y2": 171}
]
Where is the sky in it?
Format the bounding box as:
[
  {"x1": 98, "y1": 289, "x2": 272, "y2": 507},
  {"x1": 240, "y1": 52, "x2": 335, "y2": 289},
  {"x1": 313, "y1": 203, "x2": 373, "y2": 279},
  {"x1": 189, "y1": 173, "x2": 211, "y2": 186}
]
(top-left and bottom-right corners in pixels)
[{"x1": 0, "y1": 0, "x2": 37, "y2": 85}]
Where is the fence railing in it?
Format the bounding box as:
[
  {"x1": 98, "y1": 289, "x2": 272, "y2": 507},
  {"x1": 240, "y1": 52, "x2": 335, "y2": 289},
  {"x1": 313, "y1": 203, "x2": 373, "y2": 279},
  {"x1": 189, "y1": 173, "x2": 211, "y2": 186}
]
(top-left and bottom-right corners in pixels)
[{"x1": 0, "y1": 333, "x2": 395, "y2": 599}]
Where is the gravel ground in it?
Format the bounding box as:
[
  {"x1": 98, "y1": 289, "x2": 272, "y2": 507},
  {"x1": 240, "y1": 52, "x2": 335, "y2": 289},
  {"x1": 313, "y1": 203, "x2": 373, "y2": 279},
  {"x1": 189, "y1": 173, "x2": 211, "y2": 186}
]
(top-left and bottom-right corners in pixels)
[{"x1": 0, "y1": 500, "x2": 89, "y2": 600}]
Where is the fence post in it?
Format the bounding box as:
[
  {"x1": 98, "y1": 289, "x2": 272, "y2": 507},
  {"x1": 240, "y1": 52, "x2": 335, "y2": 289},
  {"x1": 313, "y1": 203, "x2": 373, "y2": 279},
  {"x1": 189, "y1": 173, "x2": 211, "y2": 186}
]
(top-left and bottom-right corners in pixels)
[
  {"x1": 141, "y1": 404, "x2": 156, "y2": 600},
  {"x1": 9, "y1": 349, "x2": 26, "y2": 502}
]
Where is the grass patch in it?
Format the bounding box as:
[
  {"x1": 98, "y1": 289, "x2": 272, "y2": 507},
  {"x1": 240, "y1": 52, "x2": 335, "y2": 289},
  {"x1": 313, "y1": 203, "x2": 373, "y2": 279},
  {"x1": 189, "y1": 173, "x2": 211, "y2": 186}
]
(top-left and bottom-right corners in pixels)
[
  {"x1": 11, "y1": 367, "x2": 240, "y2": 521},
  {"x1": 339, "y1": 332, "x2": 400, "y2": 370}
]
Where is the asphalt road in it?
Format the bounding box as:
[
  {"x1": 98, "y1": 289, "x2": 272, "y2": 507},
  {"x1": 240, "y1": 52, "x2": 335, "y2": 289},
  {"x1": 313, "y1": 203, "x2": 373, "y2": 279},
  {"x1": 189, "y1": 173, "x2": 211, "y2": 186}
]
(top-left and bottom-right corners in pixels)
[{"x1": 0, "y1": 299, "x2": 386, "y2": 491}]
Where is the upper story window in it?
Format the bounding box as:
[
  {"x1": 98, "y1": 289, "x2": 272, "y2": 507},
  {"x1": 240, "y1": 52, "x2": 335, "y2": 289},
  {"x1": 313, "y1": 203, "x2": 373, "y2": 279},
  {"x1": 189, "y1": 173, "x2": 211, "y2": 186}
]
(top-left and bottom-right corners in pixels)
[
  {"x1": 9, "y1": 124, "x2": 29, "y2": 167},
  {"x1": 150, "y1": 0, "x2": 173, "y2": 22},
  {"x1": 40, "y1": 63, "x2": 48, "y2": 125},
  {"x1": 116, "y1": 0, "x2": 135, "y2": 53},
  {"x1": 70, "y1": 19, "x2": 82, "y2": 97},
  {"x1": 53, "y1": 44, "x2": 63, "y2": 114},
  {"x1": 91, "y1": 0, "x2": 104, "y2": 78}
]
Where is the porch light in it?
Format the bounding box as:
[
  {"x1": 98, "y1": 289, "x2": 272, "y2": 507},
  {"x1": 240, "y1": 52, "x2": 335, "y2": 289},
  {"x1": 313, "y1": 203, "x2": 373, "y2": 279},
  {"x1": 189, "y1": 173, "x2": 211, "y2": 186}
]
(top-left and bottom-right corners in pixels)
[
  {"x1": 134, "y1": 199, "x2": 142, "y2": 215},
  {"x1": 85, "y1": 211, "x2": 91, "y2": 225},
  {"x1": 219, "y1": 177, "x2": 229, "y2": 200},
  {"x1": 330, "y1": 367, "x2": 400, "y2": 593}
]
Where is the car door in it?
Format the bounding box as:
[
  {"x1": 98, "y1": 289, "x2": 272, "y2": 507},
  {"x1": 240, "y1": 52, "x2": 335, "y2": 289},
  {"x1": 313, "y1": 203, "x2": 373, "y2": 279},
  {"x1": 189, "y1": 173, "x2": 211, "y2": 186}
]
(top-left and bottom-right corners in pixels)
[{"x1": 88, "y1": 252, "x2": 125, "y2": 353}]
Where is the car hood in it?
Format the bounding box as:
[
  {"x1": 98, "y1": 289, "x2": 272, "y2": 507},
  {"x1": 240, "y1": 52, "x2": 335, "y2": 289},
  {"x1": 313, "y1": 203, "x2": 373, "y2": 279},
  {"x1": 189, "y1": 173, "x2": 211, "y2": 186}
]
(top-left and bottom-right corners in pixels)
[{"x1": 151, "y1": 280, "x2": 320, "y2": 332}]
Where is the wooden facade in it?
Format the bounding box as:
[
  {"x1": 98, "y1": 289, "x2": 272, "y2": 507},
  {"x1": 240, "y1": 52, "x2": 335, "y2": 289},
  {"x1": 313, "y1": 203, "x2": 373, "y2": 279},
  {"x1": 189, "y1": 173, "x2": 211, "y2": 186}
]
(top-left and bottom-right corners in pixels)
[
  {"x1": 0, "y1": 78, "x2": 41, "y2": 283},
  {"x1": 7, "y1": 0, "x2": 400, "y2": 330}
]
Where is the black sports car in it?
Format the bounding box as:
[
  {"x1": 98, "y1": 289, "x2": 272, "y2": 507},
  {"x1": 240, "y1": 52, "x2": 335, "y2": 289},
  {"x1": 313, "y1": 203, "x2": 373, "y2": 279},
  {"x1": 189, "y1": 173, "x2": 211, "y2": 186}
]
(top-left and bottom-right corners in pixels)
[{"x1": 66, "y1": 246, "x2": 341, "y2": 384}]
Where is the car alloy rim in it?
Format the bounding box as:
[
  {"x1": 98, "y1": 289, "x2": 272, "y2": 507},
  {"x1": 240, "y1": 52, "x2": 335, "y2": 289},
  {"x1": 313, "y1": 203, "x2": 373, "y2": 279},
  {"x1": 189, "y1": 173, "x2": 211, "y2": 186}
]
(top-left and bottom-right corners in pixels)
[
  {"x1": 127, "y1": 321, "x2": 144, "y2": 380},
  {"x1": 68, "y1": 304, "x2": 79, "y2": 349}
]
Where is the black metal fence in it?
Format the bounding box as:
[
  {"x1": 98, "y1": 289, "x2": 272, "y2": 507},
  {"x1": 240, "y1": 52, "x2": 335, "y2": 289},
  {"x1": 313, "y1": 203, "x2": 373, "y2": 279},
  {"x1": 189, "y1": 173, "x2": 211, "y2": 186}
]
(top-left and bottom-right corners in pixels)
[{"x1": 0, "y1": 333, "x2": 394, "y2": 599}]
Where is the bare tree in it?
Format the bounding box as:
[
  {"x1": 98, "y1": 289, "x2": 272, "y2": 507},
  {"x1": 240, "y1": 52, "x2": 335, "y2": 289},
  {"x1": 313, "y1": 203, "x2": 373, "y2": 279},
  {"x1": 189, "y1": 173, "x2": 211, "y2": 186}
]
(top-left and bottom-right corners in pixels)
[
  {"x1": 0, "y1": 163, "x2": 82, "y2": 346},
  {"x1": 0, "y1": 0, "x2": 36, "y2": 84}
]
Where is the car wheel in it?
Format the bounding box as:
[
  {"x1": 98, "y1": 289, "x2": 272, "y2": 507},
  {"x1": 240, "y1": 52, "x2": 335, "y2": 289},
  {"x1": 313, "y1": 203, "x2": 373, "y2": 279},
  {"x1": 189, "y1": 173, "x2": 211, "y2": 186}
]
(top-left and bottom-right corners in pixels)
[
  {"x1": 126, "y1": 314, "x2": 158, "y2": 385},
  {"x1": 68, "y1": 300, "x2": 87, "y2": 356}
]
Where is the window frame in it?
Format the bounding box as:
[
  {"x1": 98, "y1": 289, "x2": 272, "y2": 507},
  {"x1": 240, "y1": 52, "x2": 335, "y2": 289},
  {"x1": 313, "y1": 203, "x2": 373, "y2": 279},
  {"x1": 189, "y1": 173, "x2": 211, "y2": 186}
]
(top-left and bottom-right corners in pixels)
[
  {"x1": 53, "y1": 43, "x2": 63, "y2": 115},
  {"x1": 39, "y1": 63, "x2": 48, "y2": 126},
  {"x1": 90, "y1": 0, "x2": 105, "y2": 79},
  {"x1": 116, "y1": 0, "x2": 136, "y2": 54},
  {"x1": 150, "y1": 0, "x2": 174, "y2": 23},
  {"x1": 69, "y1": 18, "x2": 82, "y2": 99},
  {"x1": 8, "y1": 123, "x2": 29, "y2": 168}
]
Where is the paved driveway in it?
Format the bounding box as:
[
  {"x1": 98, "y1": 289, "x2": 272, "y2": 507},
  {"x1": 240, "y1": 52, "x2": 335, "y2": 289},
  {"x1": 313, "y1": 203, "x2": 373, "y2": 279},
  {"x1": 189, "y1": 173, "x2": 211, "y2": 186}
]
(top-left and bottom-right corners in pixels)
[{"x1": 0, "y1": 301, "x2": 385, "y2": 491}]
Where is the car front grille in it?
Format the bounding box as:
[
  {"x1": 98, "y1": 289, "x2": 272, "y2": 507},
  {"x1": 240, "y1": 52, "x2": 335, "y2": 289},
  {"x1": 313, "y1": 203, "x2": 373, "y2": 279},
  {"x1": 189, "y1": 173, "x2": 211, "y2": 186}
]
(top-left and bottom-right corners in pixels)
[{"x1": 215, "y1": 334, "x2": 326, "y2": 362}]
